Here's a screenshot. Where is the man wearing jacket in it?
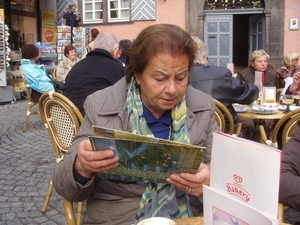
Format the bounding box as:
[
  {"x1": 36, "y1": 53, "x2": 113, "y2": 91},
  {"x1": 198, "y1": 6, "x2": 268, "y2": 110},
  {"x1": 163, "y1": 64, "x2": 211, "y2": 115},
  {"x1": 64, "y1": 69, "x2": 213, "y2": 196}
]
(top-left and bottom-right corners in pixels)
[
  {"x1": 189, "y1": 36, "x2": 259, "y2": 124},
  {"x1": 63, "y1": 32, "x2": 125, "y2": 116}
]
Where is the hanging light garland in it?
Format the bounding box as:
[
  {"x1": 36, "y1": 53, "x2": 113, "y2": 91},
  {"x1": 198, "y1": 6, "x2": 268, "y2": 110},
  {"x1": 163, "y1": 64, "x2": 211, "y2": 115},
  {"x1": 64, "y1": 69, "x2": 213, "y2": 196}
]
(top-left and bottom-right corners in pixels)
[{"x1": 205, "y1": 0, "x2": 263, "y2": 10}]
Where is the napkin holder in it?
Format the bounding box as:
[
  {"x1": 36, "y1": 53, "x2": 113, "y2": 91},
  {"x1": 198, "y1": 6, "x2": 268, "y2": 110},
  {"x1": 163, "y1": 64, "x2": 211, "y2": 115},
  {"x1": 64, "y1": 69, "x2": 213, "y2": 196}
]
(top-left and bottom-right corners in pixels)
[{"x1": 263, "y1": 86, "x2": 277, "y2": 106}]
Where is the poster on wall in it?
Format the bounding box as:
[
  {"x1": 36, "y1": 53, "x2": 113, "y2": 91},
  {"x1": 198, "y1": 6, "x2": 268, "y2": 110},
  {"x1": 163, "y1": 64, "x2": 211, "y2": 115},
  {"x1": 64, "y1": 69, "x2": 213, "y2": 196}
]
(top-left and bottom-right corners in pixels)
[{"x1": 42, "y1": 21, "x2": 56, "y2": 46}]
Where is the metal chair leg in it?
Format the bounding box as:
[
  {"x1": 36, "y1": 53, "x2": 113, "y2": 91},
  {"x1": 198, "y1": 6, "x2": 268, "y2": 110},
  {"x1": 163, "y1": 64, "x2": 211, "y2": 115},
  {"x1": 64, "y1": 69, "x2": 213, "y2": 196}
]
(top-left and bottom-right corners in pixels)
[
  {"x1": 64, "y1": 199, "x2": 76, "y2": 225},
  {"x1": 41, "y1": 181, "x2": 53, "y2": 212},
  {"x1": 77, "y1": 202, "x2": 83, "y2": 225},
  {"x1": 22, "y1": 110, "x2": 31, "y2": 132}
]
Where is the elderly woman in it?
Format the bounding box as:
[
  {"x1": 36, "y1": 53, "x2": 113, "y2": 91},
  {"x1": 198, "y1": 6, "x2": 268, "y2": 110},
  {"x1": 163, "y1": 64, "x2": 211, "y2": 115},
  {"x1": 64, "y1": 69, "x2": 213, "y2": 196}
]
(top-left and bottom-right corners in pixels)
[
  {"x1": 52, "y1": 24, "x2": 219, "y2": 225},
  {"x1": 21, "y1": 44, "x2": 55, "y2": 98},
  {"x1": 56, "y1": 45, "x2": 79, "y2": 83},
  {"x1": 236, "y1": 49, "x2": 280, "y2": 88},
  {"x1": 236, "y1": 49, "x2": 280, "y2": 141},
  {"x1": 277, "y1": 52, "x2": 300, "y2": 93}
]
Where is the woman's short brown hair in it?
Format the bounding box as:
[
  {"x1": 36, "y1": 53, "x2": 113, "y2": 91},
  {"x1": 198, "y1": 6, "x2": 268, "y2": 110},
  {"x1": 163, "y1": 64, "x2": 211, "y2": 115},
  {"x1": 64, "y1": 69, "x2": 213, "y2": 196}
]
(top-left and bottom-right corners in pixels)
[
  {"x1": 21, "y1": 44, "x2": 39, "y2": 60},
  {"x1": 91, "y1": 28, "x2": 99, "y2": 40},
  {"x1": 125, "y1": 24, "x2": 196, "y2": 83},
  {"x1": 64, "y1": 45, "x2": 76, "y2": 57}
]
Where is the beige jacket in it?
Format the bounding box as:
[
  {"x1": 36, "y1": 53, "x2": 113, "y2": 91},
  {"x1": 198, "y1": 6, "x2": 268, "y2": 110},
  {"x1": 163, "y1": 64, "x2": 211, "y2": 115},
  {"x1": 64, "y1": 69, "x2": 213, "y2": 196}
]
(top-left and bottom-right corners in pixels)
[
  {"x1": 56, "y1": 57, "x2": 79, "y2": 83},
  {"x1": 52, "y1": 77, "x2": 219, "y2": 225}
]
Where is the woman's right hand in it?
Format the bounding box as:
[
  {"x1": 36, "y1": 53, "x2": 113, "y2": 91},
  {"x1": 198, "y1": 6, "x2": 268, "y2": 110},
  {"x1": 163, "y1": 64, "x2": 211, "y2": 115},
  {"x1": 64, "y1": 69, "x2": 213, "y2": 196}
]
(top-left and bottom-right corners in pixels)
[{"x1": 75, "y1": 139, "x2": 119, "y2": 177}]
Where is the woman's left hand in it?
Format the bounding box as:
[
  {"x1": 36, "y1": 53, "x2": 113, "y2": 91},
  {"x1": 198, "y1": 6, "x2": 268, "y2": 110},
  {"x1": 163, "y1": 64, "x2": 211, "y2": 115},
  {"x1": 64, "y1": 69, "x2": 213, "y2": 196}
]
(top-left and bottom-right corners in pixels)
[{"x1": 166, "y1": 163, "x2": 210, "y2": 196}]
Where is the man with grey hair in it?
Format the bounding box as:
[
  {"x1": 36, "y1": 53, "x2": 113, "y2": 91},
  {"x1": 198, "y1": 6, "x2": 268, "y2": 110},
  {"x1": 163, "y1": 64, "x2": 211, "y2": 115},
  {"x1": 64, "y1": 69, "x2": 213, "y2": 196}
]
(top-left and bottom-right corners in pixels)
[
  {"x1": 63, "y1": 32, "x2": 125, "y2": 116},
  {"x1": 189, "y1": 36, "x2": 259, "y2": 124}
]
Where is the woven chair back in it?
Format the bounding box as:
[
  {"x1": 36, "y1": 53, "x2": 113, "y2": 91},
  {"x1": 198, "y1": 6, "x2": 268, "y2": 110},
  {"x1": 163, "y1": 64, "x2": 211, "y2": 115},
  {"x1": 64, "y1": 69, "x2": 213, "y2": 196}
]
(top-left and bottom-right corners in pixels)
[{"x1": 213, "y1": 99, "x2": 234, "y2": 135}]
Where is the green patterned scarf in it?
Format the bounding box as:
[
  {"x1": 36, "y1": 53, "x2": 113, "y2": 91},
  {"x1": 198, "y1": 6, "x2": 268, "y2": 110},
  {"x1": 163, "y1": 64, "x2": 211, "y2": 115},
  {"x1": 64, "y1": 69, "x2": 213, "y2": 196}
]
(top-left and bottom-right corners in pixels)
[{"x1": 126, "y1": 77, "x2": 193, "y2": 223}]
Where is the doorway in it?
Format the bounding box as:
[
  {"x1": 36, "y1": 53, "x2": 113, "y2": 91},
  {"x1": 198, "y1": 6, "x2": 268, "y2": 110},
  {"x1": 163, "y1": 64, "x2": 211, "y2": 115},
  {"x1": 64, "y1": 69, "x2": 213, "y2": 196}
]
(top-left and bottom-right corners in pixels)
[{"x1": 204, "y1": 12, "x2": 265, "y2": 73}]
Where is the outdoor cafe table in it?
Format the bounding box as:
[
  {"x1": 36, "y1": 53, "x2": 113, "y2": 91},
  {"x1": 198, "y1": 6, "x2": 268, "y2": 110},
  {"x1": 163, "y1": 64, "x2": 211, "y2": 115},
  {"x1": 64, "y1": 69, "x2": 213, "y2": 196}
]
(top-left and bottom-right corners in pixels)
[
  {"x1": 172, "y1": 216, "x2": 204, "y2": 225},
  {"x1": 237, "y1": 105, "x2": 285, "y2": 120}
]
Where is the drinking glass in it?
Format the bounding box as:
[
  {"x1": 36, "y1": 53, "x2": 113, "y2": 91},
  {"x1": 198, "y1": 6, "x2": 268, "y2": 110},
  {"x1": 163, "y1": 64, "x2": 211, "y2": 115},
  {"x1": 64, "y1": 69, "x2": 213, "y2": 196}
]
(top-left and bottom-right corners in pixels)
[
  {"x1": 282, "y1": 94, "x2": 294, "y2": 113},
  {"x1": 292, "y1": 91, "x2": 300, "y2": 106}
]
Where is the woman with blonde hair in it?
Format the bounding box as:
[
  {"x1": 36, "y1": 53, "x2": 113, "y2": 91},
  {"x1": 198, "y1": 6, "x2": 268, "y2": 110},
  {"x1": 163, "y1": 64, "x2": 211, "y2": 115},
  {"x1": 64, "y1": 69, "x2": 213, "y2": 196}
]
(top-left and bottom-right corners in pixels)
[{"x1": 277, "y1": 52, "x2": 300, "y2": 92}]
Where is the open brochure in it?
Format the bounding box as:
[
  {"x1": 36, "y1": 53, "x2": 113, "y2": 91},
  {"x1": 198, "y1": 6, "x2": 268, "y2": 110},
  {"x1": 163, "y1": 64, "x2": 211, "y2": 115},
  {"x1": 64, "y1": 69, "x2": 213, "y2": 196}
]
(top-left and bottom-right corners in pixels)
[
  {"x1": 204, "y1": 132, "x2": 281, "y2": 224},
  {"x1": 89, "y1": 126, "x2": 205, "y2": 182}
]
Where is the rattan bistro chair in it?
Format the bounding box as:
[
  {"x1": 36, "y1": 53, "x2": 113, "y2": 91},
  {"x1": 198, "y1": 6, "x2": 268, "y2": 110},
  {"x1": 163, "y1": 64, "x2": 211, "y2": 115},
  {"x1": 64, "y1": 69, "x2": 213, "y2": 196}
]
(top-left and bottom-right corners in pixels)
[
  {"x1": 213, "y1": 99, "x2": 243, "y2": 136},
  {"x1": 39, "y1": 91, "x2": 83, "y2": 225},
  {"x1": 19, "y1": 68, "x2": 40, "y2": 132},
  {"x1": 259, "y1": 108, "x2": 300, "y2": 148}
]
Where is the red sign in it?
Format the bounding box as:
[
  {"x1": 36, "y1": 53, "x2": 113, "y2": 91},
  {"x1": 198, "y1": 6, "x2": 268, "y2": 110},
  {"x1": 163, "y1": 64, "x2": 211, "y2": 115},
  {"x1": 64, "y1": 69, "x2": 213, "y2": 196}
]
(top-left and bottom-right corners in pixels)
[{"x1": 45, "y1": 30, "x2": 53, "y2": 42}]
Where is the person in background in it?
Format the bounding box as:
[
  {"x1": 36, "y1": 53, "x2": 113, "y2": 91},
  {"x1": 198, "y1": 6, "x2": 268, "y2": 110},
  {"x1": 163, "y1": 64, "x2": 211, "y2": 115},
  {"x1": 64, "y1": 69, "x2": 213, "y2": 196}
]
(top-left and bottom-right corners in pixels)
[
  {"x1": 236, "y1": 49, "x2": 281, "y2": 141},
  {"x1": 277, "y1": 52, "x2": 300, "y2": 93},
  {"x1": 52, "y1": 24, "x2": 219, "y2": 225},
  {"x1": 279, "y1": 120, "x2": 300, "y2": 215},
  {"x1": 56, "y1": 45, "x2": 79, "y2": 83},
  {"x1": 63, "y1": 4, "x2": 81, "y2": 44},
  {"x1": 88, "y1": 28, "x2": 100, "y2": 51},
  {"x1": 236, "y1": 49, "x2": 280, "y2": 88},
  {"x1": 118, "y1": 39, "x2": 132, "y2": 65},
  {"x1": 189, "y1": 36, "x2": 259, "y2": 124},
  {"x1": 285, "y1": 71, "x2": 300, "y2": 94},
  {"x1": 21, "y1": 44, "x2": 55, "y2": 101},
  {"x1": 63, "y1": 32, "x2": 125, "y2": 116}
]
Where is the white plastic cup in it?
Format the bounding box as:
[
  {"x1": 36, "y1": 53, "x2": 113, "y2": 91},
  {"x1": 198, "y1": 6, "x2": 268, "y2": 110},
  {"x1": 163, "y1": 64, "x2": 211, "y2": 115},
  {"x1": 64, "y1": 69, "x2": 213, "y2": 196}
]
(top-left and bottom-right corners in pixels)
[{"x1": 137, "y1": 217, "x2": 175, "y2": 225}]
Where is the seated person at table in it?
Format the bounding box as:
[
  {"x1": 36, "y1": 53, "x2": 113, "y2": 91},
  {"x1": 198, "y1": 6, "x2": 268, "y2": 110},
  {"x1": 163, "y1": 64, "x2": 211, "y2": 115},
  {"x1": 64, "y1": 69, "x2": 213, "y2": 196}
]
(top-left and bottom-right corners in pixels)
[
  {"x1": 189, "y1": 36, "x2": 259, "y2": 123},
  {"x1": 279, "y1": 120, "x2": 300, "y2": 214},
  {"x1": 277, "y1": 52, "x2": 300, "y2": 93},
  {"x1": 236, "y1": 49, "x2": 281, "y2": 141},
  {"x1": 63, "y1": 32, "x2": 125, "y2": 116},
  {"x1": 21, "y1": 44, "x2": 55, "y2": 101},
  {"x1": 52, "y1": 24, "x2": 219, "y2": 225},
  {"x1": 56, "y1": 45, "x2": 79, "y2": 83},
  {"x1": 285, "y1": 71, "x2": 300, "y2": 94}
]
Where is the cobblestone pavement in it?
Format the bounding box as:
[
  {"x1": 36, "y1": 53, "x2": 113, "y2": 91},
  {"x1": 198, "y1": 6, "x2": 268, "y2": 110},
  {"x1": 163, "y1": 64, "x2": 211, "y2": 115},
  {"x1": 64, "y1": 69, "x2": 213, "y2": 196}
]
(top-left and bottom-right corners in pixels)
[{"x1": 1, "y1": 97, "x2": 300, "y2": 225}]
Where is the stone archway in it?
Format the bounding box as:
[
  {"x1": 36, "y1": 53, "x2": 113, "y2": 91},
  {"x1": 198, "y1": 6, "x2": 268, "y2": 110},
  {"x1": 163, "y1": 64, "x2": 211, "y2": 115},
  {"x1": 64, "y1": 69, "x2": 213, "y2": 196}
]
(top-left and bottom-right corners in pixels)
[{"x1": 186, "y1": 0, "x2": 284, "y2": 66}]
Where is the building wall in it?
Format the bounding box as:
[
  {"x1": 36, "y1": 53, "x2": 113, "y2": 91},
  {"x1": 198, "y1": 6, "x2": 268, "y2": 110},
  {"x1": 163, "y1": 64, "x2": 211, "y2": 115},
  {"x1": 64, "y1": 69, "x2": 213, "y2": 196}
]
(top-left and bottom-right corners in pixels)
[
  {"x1": 81, "y1": 0, "x2": 185, "y2": 41},
  {"x1": 284, "y1": 0, "x2": 300, "y2": 54}
]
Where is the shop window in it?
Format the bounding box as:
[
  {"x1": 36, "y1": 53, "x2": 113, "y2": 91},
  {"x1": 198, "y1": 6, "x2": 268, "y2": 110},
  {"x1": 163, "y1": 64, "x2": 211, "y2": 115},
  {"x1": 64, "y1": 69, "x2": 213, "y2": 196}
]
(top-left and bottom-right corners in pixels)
[{"x1": 82, "y1": 0, "x2": 156, "y2": 24}]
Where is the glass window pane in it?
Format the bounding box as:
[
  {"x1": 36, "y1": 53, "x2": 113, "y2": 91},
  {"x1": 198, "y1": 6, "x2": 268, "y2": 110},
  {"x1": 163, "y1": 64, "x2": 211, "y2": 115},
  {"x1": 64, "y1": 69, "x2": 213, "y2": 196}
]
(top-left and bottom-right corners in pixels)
[
  {"x1": 252, "y1": 23, "x2": 256, "y2": 33},
  {"x1": 110, "y1": 1, "x2": 118, "y2": 8},
  {"x1": 258, "y1": 34, "x2": 263, "y2": 49},
  {"x1": 95, "y1": 2, "x2": 103, "y2": 10},
  {"x1": 252, "y1": 36, "x2": 257, "y2": 52},
  {"x1": 95, "y1": 11, "x2": 103, "y2": 19},
  {"x1": 110, "y1": 10, "x2": 118, "y2": 18},
  {"x1": 121, "y1": 0, "x2": 129, "y2": 7},
  {"x1": 121, "y1": 9, "x2": 129, "y2": 17},
  {"x1": 85, "y1": 12, "x2": 93, "y2": 20},
  {"x1": 258, "y1": 22, "x2": 262, "y2": 33},
  {"x1": 85, "y1": 3, "x2": 92, "y2": 11}
]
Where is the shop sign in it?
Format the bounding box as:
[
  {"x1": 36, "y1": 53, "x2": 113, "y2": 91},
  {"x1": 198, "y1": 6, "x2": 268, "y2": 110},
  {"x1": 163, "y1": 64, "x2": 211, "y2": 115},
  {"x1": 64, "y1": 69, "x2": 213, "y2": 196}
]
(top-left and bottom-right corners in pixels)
[
  {"x1": 41, "y1": 10, "x2": 55, "y2": 22},
  {"x1": 42, "y1": 21, "x2": 56, "y2": 46}
]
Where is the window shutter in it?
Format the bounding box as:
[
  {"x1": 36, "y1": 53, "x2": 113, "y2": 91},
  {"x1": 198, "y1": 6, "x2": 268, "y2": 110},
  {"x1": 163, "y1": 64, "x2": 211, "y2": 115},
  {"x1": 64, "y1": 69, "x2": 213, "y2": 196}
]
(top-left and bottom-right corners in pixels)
[{"x1": 132, "y1": 0, "x2": 156, "y2": 21}]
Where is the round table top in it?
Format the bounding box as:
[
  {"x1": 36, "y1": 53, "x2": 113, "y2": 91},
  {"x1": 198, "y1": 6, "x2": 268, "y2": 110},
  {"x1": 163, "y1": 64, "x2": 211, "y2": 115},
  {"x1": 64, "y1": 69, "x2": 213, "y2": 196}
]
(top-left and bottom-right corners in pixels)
[
  {"x1": 237, "y1": 105, "x2": 286, "y2": 120},
  {"x1": 172, "y1": 216, "x2": 203, "y2": 225}
]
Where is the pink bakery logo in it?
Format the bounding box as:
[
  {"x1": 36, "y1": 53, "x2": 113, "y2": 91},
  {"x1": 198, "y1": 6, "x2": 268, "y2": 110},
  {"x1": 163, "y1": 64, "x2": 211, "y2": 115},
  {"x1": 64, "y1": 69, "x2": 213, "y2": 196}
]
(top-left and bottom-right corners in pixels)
[{"x1": 226, "y1": 174, "x2": 250, "y2": 202}]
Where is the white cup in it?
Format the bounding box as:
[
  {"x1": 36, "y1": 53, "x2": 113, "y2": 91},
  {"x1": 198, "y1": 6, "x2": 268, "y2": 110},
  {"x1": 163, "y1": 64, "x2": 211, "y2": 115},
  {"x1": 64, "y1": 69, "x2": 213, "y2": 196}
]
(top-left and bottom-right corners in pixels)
[{"x1": 137, "y1": 217, "x2": 175, "y2": 225}]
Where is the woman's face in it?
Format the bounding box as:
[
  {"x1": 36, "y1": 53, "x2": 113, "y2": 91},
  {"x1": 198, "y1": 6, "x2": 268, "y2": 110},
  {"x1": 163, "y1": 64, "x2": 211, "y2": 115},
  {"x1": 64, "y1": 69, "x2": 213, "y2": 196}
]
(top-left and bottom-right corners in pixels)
[
  {"x1": 135, "y1": 52, "x2": 189, "y2": 118},
  {"x1": 250, "y1": 55, "x2": 268, "y2": 72},
  {"x1": 67, "y1": 49, "x2": 77, "y2": 61},
  {"x1": 291, "y1": 57, "x2": 299, "y2": 68}
]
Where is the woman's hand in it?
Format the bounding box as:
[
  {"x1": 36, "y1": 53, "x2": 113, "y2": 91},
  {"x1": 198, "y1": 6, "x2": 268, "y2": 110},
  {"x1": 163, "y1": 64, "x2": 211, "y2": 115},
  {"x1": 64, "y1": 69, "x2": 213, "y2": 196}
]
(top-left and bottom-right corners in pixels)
[
  {"x1": 75, "y1": 139, "x2": 119, "y2": 177},
  {"x1": 166, "y1": 163, "x2": 210, "y2": 196}
]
